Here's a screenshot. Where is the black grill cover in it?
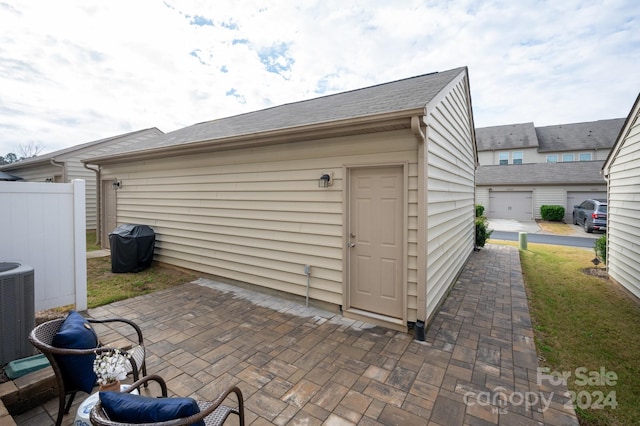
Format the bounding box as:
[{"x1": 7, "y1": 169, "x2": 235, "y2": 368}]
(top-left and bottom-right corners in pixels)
[{"x1": 109, "y1": 224, "x2": 155, "y2": 273}]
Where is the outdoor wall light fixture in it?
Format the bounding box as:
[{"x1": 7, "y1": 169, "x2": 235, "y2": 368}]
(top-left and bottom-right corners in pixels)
[
  {"x1": 318, "y1": 172, "x2": 333, "y2": 188},
  {"x1": 112, "y1": 178, "x2": 122, "y2": 190}
]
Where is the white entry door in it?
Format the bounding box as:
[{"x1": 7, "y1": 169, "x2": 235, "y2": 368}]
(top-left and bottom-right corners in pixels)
[{"x1": 348, "y1": 166, "x2": 403, "y2": 319}]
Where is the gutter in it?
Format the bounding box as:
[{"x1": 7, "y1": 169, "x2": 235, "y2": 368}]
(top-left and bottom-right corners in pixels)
[
  {"x1": 49, "y1": 158, "x2": 65, "y2": 181},
  {"x1": 85, "y1": 109, "x2": 425, "y2": 165}
]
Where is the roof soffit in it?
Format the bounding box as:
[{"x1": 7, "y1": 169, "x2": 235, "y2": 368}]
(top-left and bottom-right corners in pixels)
[{"x1": 86, "y1": 111, "x2": 421, "y2": 165}]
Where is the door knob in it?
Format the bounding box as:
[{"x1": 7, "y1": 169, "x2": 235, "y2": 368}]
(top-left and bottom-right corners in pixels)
[{"x1": 349, "y1": 242, "x2": 356, "y2": 248}]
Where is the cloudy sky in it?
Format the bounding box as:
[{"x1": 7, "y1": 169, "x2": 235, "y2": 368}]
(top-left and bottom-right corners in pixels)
[{"x1": 1, "y1": 0, "x2": 638, "y2": 156}]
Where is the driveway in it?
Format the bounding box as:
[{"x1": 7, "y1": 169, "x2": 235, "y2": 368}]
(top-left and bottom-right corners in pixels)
[
  {"x1": 488, "y1": 219, "x2": 603, "y2": 238},
  {"x1": 487, "y1": 219, "x2": 542, "y2": 234}
]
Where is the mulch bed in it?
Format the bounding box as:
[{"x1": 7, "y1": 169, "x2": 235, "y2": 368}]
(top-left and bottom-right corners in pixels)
[{"x1": 582, "y1": 267, "x2": 609, "y2": 279}]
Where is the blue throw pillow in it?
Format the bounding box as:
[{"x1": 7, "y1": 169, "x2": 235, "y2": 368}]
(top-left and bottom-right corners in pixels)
[
  {"x1": 51, "y1": 310, "x2": 99, "y2": 393},
  {"x1": 99, "y1": 392, "x2": 205, "y2": 426}
]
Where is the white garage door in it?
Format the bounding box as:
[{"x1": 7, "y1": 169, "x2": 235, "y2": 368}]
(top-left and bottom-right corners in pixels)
[
  {"x1": 488, "y1": 191, "x2": 533, "y2": 220},
  {"x1": 566, "y1": 191, "x2": 606, "y2": 223}
]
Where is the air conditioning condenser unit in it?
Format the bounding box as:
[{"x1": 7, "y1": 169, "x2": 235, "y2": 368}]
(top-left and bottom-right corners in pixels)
[{"x1": 0, "y1": 262, "x2": 35, "y2": 364}]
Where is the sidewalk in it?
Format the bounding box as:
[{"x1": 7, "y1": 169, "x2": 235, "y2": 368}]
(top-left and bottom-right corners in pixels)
[{"x1": 86, "y1": 249, "x2": 110, "y2": 259}]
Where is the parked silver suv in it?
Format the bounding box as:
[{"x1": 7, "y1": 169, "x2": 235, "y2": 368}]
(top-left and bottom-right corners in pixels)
[{"x1": 572, "y1": 199, "x2": 607, "y2": 233}]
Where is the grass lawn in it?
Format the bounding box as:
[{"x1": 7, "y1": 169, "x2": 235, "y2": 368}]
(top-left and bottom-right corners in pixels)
[
  {"x1": 82, "y1": 230, "x2": 197, "y2": 307},
  {"x1": 493, "y1": 240, "x2": 640, "y2": 425},
  {"x1": 86, "y1": 229, "x2": 101, "y2": 252},
  {"x1": 86, "y1": 256, "x2": 198, "y2": 308},
  {"x1": 536, "y1": 220, "x2": 576, "y2": 236}
]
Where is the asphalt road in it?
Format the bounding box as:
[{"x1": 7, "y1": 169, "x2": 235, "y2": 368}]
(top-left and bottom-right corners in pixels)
[{"x1": 490, "y1": 230, "x2": 601, "y2": 248}]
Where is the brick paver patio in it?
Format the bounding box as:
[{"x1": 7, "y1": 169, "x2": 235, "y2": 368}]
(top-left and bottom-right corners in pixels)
[{"x1": 13, "y1": 244, "x2": 578, "y2": 425}]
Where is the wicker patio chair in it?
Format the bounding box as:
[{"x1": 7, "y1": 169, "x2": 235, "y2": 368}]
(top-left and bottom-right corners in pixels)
[
  {"x1": 90, "y1": 375, "x2": 245, "y2": 426},
  {"x1": 29, "y1": 317, "x2": 147, "y2": 426}
]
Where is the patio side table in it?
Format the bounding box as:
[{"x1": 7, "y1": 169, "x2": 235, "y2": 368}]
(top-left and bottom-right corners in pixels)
[{"x1": 75, "y1": 385, "x2": 138, "y2": 426}]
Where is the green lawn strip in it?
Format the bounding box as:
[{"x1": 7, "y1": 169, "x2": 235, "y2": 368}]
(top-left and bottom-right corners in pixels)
[
  {"x1": 518, "y1": 243, "x2": 640, "y2": 425},
  {"x1": 86, "y1": 230, "x2": 101, "y2": 252},
  {"x1": 87, "y1": 256, "x2": 198, "y2": 308}
]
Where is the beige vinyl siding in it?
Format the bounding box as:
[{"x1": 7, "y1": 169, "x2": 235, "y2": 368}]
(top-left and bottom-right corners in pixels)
[
  {"x1": 607, "y1": 114, "x2": 640, "y2": 298},
  {"x1": 102, "y1": 130, "x2": 419, "y2": 311},
  {"x1": 533, "y1": 187, "x2": 564, "y2": 219},
  {"x1": 476, "y1": 151, "x2": 492, "y2": 165},
  {"x1": 68, "y1": 129, "x2": 163, "y2": 229},
  {"x1": 14, "y1": 161, "x2": 97, "y2": 228},
  {"x1": 2, "y1": 129, "x2": 162, "y2": 230},
  {"x1": 65, "y1": 161, "x2": 96, "y2": 228},
  {"x1": 475, "y1": 187, "x2": 490, "y2": 211},
  {"x1": 476, "y1": 185, "x2": 606, "y2": 221},
  {"x1": 424, "y1": 78, "x2": 476, "y2": 321},
  {"x1": 6, "y1": 164, "x2": 61, "y2": 182},
  {"x1": 477, "y1": 147, "x2": 539, "y2": 166},
  {"x1": 18, "y1": 161, "x2": 97, "y2": 229},
  {"x1": 478, "y1": 149, "x2": 611, "y2": 166},
  {"x1": 593, "y1": 150, "x2": 611, "y2": 161},
  {"x1": 70, "y1": 128, "x2": 163, "y2": 230},
  {"x1": 524, "y1": 150, "x2": 609, "y2": 164},
  {"x1": 407, "y1": 163, "x2": 419, "y2": 316}
]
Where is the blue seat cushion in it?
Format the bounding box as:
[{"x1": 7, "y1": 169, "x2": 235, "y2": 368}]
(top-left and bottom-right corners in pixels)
[
  {"x1": 51, "y1": 310, "x2": 99, "y2": 393},
  {"x1": 99, "y1": 392, "x2": 205, "y2": 426}
]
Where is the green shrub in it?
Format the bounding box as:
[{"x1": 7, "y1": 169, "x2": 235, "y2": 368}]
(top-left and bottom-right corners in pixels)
[
  {"x1": 594, "y1": 235, "x2": 607, "y2": 264},
  {"x1": 540, "y1": 205, "x2": 565, "y2": 221},
  {"x1": 475, "y1": 216, "x2": 492, "y2": 248},
  {"x1": 474, "y1": 204, "x2": 492, "y2": 248}
]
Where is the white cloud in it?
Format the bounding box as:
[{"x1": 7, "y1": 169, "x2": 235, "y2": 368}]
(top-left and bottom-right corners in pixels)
[{"x1": 0, "y1": 0, "x2": 638, "y2": 156}]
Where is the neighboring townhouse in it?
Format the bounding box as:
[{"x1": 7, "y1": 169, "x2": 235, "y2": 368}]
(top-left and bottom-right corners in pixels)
[
  {"x1": 476, "y1": 118, "x2": 625, "y2": 221},
  {"x1": 602, "y1": 92, "x2": 640, "y2": 300},
  {"x1": 85, "y1": 67, "x2": 478, "y2": 333},
  {"x1": 0, "y1": 128, "x2": 163, "y2": 230}
]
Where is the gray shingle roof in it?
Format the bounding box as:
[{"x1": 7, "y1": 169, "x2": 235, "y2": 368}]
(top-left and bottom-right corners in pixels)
[
  {"x1": 475, "y1": 118, "x2": 625, "y2": 153},
  {"x1": 98, "y1": 67, "x2": 467, "y2": 156},
  {"x1": 476, "y1": 161, "x2": 606, "y2": 185},
  {"x1": 536, "y1": 118, "x2": 625, "y2": 152},
  {"x1": 0, "y1": 128, "x2": 162, "y2": 170},
  {"x1": 475, "y1": 122, "x2": 538, "y2": 151}
]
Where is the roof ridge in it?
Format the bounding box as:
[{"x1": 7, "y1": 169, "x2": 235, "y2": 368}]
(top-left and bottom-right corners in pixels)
[{"x1": 189, "y1": 67, "x2": 465, "y2": 127}]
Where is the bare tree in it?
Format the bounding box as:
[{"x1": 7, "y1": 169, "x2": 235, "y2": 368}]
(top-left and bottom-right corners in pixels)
[{"x1": 18, "y1": 142, "x2": 45, "y2": 159}]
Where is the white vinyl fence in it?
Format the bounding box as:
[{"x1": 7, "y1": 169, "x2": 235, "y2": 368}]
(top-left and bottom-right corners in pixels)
[{"x1": 0, "y1": 180, "x2": 87, "y2": 311}]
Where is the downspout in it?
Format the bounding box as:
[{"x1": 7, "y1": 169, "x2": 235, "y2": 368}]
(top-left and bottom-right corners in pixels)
[
  {"x1": 411, "y1": 116, "x2": 425, "y2": 142},
  {"x1": 50, "y1": 158, "x2": 65, "y2": 181},
  {"x1": 600, "y1": 167, "x2": 610, "y2": 274},
  {"x1": 84, "y1": 163, "x2": 101, "y2": 246},
  {"x1": 411, "y1": 115, "x2": 428, "y2": 340}
]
